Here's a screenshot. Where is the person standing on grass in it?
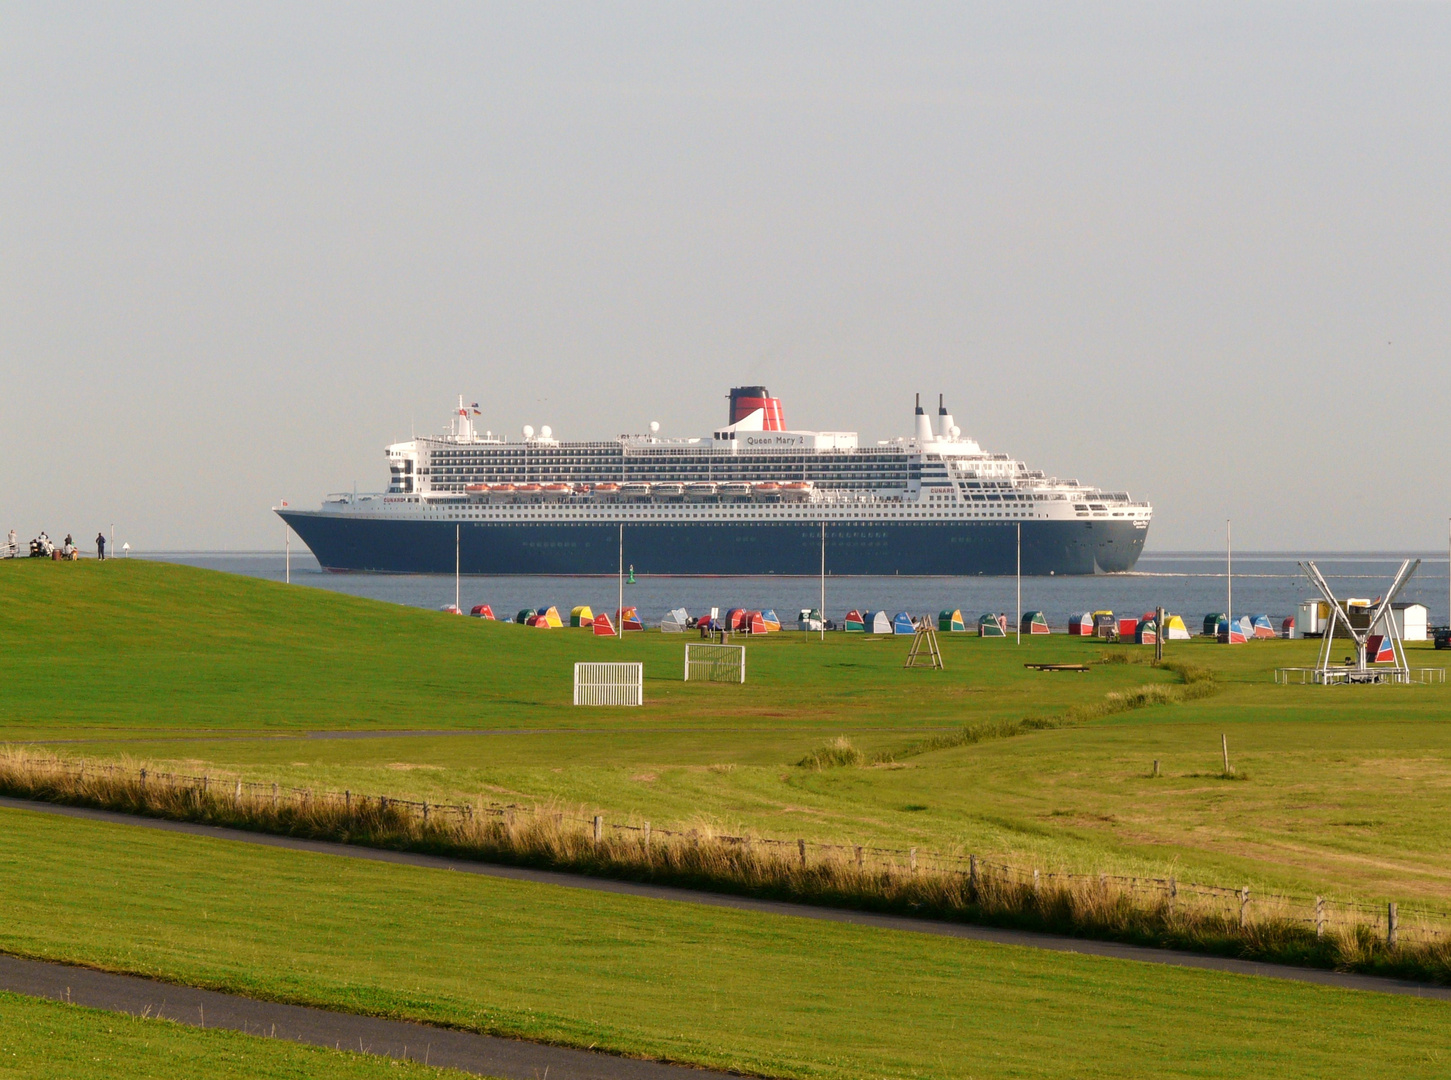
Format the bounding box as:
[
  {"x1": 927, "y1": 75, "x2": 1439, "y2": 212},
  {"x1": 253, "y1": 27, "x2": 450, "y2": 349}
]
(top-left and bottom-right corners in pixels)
[{"x1": 96, "y1": 531, "x2": 106, "y2": 561}]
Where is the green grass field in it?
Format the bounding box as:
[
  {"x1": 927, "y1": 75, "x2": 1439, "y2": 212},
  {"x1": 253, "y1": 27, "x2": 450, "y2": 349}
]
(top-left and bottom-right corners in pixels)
[
  {"x1": 1, "y1": 805, "x2": 1448, "y2": 1080},
  {"x1": 4, "y1": 558, "x2": 1450, "y2": 906},
  {"x1": 0, "y1": 989, "x2": 471, "y2": 1079}
]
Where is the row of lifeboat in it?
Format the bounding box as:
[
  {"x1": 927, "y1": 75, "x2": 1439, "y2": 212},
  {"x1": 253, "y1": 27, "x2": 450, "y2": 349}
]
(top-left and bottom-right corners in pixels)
[{"x1": 462, "y1": 480, "x2": 813, "y2": 501}]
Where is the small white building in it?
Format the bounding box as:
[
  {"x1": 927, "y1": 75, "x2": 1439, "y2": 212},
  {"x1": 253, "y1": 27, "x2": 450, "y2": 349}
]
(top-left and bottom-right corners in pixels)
[
  {"x1": 1292, "y1": 599, "x2": 1327, "y2": 639},
  {"x1": 1389, "y1": 602, "x2": 1429, "y2": 642}
]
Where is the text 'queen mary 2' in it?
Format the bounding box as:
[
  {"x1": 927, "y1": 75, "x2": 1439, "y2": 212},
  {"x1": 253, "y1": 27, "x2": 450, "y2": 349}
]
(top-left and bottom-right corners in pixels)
[{"x1": 276, "y1": 388, "x2": 1151, "y2": 576}]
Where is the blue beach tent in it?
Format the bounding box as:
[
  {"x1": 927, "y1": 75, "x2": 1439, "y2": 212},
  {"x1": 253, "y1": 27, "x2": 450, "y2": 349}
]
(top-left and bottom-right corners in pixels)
[{"x1": 892, "y1": 612, "x2": 916, "y2": 634}]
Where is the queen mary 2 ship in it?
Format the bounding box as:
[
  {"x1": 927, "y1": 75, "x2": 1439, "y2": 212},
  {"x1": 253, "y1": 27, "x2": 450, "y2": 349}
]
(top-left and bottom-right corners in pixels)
[{"x1": 276, "y1": 387, "x2": 1151, "y2": 576}]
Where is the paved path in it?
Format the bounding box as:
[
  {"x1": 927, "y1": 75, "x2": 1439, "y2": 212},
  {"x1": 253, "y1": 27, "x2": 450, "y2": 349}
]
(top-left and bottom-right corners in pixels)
[
  {"x1": 2, "y1": 797, "x2": 1448, "y2": 1005},
  {"x1": 0, "y1": 953, "x2": 734, "y2": 1080}
]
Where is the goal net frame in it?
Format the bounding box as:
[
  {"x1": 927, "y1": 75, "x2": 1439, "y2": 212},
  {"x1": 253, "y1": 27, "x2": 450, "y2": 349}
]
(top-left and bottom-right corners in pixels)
[
  {"x1": 683, "y1": 644, "x2": 746, "y2": 684},
  {"x1": 573, "y1": 662, "x2": 644, "y2": 706}
]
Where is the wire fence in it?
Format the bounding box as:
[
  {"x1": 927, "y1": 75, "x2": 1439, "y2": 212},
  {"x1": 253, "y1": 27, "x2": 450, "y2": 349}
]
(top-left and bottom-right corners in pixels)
[{"x1": 4, "y1": 752, "x2": 1444, "y2": 949}]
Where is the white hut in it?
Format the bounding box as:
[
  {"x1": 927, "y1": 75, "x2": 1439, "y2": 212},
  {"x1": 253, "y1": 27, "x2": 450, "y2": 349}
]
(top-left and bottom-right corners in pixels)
[{"x1": 1389, "y1": 602, "x2": 1429, "y2": 642}]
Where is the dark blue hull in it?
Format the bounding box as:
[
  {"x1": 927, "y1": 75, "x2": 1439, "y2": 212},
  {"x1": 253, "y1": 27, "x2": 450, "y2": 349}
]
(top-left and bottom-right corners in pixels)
[{"x1": 278, "y1": 513, "x2": 1147, "y2": 575}]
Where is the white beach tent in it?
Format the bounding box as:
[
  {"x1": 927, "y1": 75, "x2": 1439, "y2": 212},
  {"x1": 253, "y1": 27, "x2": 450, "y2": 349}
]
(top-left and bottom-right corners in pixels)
[{"x1": 660, "y1": 607, "x2": 689, "y2": 633}]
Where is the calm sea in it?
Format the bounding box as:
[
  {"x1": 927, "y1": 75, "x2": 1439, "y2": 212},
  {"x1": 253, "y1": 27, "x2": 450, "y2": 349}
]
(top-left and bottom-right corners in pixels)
[{"x1": 140, "y1": 551, "x2": 1450, "y2": 629}]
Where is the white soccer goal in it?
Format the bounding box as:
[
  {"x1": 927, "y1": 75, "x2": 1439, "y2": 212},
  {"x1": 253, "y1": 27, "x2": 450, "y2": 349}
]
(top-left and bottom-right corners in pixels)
[
  {"x1": 683, "y1": 644, "x2": 746, "y2": 684},
  {"x1": 573, "y1": 662, "x2": 644, "y2": 706}
]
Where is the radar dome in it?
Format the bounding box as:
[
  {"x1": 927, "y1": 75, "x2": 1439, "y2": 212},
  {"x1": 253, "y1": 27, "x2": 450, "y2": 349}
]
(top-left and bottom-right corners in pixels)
[
  {"x1": 522, "y1": 424, "x2": 535, "y2": 438},
  {"x1": 540, "y1": 425, "x2": 552, "y2": 438},
  {"x1": 950, "y1": 425, "x2": 961, "y2": 438},
  {"x1": 649, "y1": 421, "x2": 660, "y2": 434}
]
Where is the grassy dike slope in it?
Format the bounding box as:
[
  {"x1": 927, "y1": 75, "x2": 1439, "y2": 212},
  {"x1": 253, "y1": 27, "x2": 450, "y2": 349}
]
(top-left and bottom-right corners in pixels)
[
  {"x1": 0, "y1": 990, "x2": 472, "y2": 1080},
  {"x1": 0, "y1": 806, "x2": 1447, "y2": 1080}
]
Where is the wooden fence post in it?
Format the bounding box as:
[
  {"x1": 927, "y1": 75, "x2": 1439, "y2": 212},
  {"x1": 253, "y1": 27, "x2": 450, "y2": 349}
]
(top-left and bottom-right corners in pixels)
[
  {"x1": 969, "y1": 854, "x2": 978, "y2": 895},
  {"x1": 1239, "y1": 886, "x2": 1249, "y2": 928},
  {"x1": 1152, "y1": 759, "x2": 1160, "y2": 778},
  {"x1": 798, "y1": 838, "x2": 806, "y2": 868},
  {"x1": 1168, "y1": 877, "x2": 1177, "y2": 917},
  {"x1": 855, "y1": 845, "x2": 864, "y2": 869},
  {"x1": 234, "y1": 779, "x2": 242, "y2": 801},
  {"x1": 1315, "y1": 896, "x2": 1325, "y2": 939},
  {"x1": 593, "y1": 815, "x2": 603, "y2": 843},
  {"x1": 642, "y1": 821, "x2": 650, "y2": 848},
  {"x1": 1388, "y1": 902, "x2": 1398, "y2": 947},
  {"x1": 139, "y1": 768, "x2": 147, "y2": 789},
  {"x1": 1033, "y1": 869, "x2": 1040, "y2": 897},
  {"x1": 909, "y1": 848, "x2": 917, "y2": 874},
  {"x1": 271, "y1": 782, "x2": 278, "y2": 809},
  {"x1": 422, "y1": 801, "x2": 430, "y2": 822}
]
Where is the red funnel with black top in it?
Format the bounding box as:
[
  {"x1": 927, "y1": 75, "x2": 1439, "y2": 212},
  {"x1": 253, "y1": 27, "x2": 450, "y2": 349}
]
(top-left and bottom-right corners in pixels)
[{"x1": 728, "y1": 386, "x2": 786, "y2": 430}]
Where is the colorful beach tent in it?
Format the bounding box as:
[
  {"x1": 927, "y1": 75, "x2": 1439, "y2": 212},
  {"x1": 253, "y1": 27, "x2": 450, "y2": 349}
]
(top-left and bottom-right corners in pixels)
[
  {"x1": 978, "y1": 613, "x2": 1007, "y2": 638},
  {"x1": 725, "y1": 608, "x2": 747, "y2": 631},
  {"x1": 760, "y1": 609, "x2": 782, "y2": 632},
  {"x1": 530, "y1": 614, "x2": 552, "y2": 628},
  {"x1": 470, "y1": 604, "x2": 494, "y2": 619},
  {"x1": 1250, "y1": 614, "x2": 1275, "y2": 639},
  {"x1": 515, "y1": 609, "x2": 537, "y2": 625},
  {"x1": 892, "y1": 612, "x2": 916, "y2": 634},
  {"x1": 1117, "y1": 616, "x2": 1140, "y2": 640},
  {"x1": 1068, "y1": 613, "x2": 1094, "y2": 636},
  {"x1": 867, "y1": 611, "x2": 892, "y2": 634},
  {"x1": 799, "y1": 608, "x2": 824, "y2": 632},
  {"x1": 1368, "y1": 634, "x2": 1395, "y2": 662},
  {"x1": 845, "y1": 610, "x2": 866, "y2": 632},
  {"x1": 660, "y1": 608, "x2": 689, "y2": 633},
  {"x1": 592, "y1": 612, "x2": 616, "y2": 636},
  {"x1": 744, "y1": 611, "x2": 767, "y2": 634},
  {"x1": 617, "y1": 607, "x2": 644, "y2": 632},
  {"x1": 570, "y1": 605, "x2": 594, "y2": 628},
  {"x1": 1237, "y1": 615, "x2": 1256, "y2": 640},
  {"x1": 1217, "y1": 616, "x2": 1246, "y2": 644},
  {"x1": 1203, "y1": 614, "x2": 1227, "y2": 637},
  {"x1": 939, "y1": 609, "x2": 966, "y2": 632},
  {"x1": 1163, "y1": 614, "x2": 1190, "y2": 640},
  {"x1": 1135, "y1": 616, "x2": 1158, "y2": 645},
  {"x1": 1021, "y1": 611, "x2": 1050, "y2": 635},
  {"x1": 1093, "y1": 611, "x2": 1116, "y2": 638},
  {"x1": 1280, "y1": 617, "x2": 1295, "y2": 639},
  {"x1": 538, "y1": 606, "x2": 563, "y2": 628}
]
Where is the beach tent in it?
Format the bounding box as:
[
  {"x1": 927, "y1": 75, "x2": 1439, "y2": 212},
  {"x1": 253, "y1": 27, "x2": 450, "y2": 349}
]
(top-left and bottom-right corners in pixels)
[
  {"x1": 1237, "y1": 615, "x2": 1256, "y2": 641},
  {"x1": 441, "y1": 604, "x2": 463, "y2": 615},
  {"x1": 592, "y1": 612, "x2": 616, "y2": 636},
  {"x1": 570, "y1": 605, "x2": 595, "y2": 628},
  {"x1": 1203, "y1": 613, "x2": 1227, "y2": 637},
  {"x1": 844, "y1": 609, "x2": 866, "y2": 632},
  {"x1": 515, "y1": 608, "x2": 537, "y2": 625},
  {"x1": 1280, "y1": 617, "x2": 1295, "y2": 639},
  {"x1": 1163, "y1": 614, "x2": 1191, "y2": 640},
  {"x1": 725, "y1": 608, "x2": 747, "y2": 631},
  {"x1": 539, "y1": 606, "x2": 564, "y2": 628},
  {"x1": 1093, "y1": 611, "x2": 1116, "y2": 639},
  {"x1": 1067, "y1": 613, "x2": 1094, "y2": 636},
  {"x1": 660, "y1": 608, "x2": 689, "y2": 633},
  {"x1": 1217, "y1": 616, "x2": 1246, "y2": 644},
  {"x1": 470, "y1": 604, "x2": 494, "y2": 619},
  {"x1": 978, "y1": 613, "x2": 1007, "y2": 638},
  {"x1": 939, "y1": 609, "x2": 966, "y2": 632},
  {"x1": 530, "y1": 614, "x2": 552, "y2": 628},
  {"x1": 892, "y1": 612, "x2": 916, "y2": 634},
  {"x1": 1250, "y1": 614, "x2": 1275, "y2": 639},
  {"x1": 1368, "y1": 634, "x2": 1395, "y2": 662},
  {"x1": 1135, "y1": 616, "x2": 1158, "y2": 645},
  {"x1": 760, "y1": 609, "x2": 782, "y2": 632},
  {"x1": 1021, "y1": 611, "x2": 1050, "y2": 635},
  {"x1": 867, "y1": 611, "x2": 892, "y2": 634},
  {"x1": 617, "y1": 607, "x2": 644, "y2": 632},
  {"x1": 1117, "y1": 616, "x2": 1140, "y2": 640},
  {"x1": 744, "y1": 611, "x2": 767, "y2": 634},
  {"x1": 799, "y1": 608, "x2": 824, "y2": 632}
]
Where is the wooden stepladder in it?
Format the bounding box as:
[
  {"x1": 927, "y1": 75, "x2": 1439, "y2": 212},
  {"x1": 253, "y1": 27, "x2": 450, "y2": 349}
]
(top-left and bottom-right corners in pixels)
[{"x1": 905, "y1": 619, "x2": 944, "y2": 670}]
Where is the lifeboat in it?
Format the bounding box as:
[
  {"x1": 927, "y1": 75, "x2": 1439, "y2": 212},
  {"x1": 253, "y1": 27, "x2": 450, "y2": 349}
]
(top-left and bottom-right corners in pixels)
[
  {"x1": 754, "y1": 481, "x2": 781, "y2": 493},
  {"x1": 515, "y1": 483, "x2": 542, "y2": 495},
  {"x1": 685, "y1": 482, "x2": 718, "y2": 499},
  {"x1": 464, "y1": 483, "x2": 489, "y2": 494},
  {"x1": 489, "y1": 484, "x2": 515, "y2": 497},
  {"x1": 620, "y1": 482, "x2": 651, "y2": 497},
  {"x1": 782, "y1": 480, "x2": 812, "y2": 502},
  {"x1": 593, "y1": 483, "x2": 621, "y2": 497},
  {"x1": 654, "y1": 482, "x2": 684, "y2": 497},
  {"x1": 719, "y1": 481, "x2": 751, "y2": 498},
  {"x1": 542, "y1": 483, "x2": 572, "y2": 497}
]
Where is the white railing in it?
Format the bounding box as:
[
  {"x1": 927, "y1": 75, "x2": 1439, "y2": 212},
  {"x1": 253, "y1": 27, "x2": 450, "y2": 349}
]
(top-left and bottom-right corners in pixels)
[
  {"x1": 573, "y1": 662, "x2": 644, "y2": 706},
  {"x1": 684, "y1": 644, "x2": 746, "y2": 684}
]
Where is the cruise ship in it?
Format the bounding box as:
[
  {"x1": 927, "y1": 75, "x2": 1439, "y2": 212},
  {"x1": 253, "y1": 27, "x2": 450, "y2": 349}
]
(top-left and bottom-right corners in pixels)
[{"x1": 276, "y1": 387, "x2": 1151, "y2": 575}]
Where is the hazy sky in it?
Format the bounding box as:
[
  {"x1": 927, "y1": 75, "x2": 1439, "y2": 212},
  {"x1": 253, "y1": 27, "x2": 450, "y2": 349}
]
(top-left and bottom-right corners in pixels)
[{"x1": 4, "y1": 2, "x2": 1449, "y2": 551}]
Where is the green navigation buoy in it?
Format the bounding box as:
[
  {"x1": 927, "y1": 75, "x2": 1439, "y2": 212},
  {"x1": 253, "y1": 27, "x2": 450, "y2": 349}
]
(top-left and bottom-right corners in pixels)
[{"x1": 626, "y1": 564, "x2": 636, "y2": 585}]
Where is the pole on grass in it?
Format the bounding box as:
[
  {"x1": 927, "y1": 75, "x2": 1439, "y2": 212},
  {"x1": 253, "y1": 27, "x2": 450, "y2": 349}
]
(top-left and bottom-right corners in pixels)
[
  {"x1": 1227, "y1": 519, "x2": 1233, "y2": 631},
  {"x1": 454, "y1": 524, "x2": 460, "y2": 612},
  {"x1": 618, "y1": 523, "x2": 624, "y2": 639},
  {"x1": 1015, "y1": 523, "x2": 1021, "y2": 645},
  {"x1": 285, "y1": 523, "x2": 291, "y2": 585},
  {"x1": 820, "y1": 519, "x2": 826, "y2": 643}
]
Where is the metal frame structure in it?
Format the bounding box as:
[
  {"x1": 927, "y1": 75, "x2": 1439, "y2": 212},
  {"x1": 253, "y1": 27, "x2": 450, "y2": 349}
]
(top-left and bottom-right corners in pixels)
[
  {"x1": 573, "y1": 662, "x2": 644, "y2": 706},
  {"x1": 1297, "y1": 559, "x2": 1419, "y2": 684},
  {"x1": 683, "y1": 644, "x2": 746, "y2": 684}
]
